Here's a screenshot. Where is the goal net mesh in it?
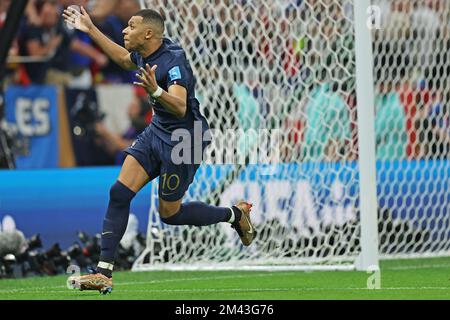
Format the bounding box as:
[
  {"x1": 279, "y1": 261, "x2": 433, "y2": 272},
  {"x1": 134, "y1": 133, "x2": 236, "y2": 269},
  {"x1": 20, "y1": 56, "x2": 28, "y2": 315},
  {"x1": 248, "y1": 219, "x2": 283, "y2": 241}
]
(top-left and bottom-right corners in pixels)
[
  {"x1": 371, "y1": 0, "x2": 450, "y2": 258},
  {"x1": 133, "y1": 0, "x2": 450, "y2": 270}
]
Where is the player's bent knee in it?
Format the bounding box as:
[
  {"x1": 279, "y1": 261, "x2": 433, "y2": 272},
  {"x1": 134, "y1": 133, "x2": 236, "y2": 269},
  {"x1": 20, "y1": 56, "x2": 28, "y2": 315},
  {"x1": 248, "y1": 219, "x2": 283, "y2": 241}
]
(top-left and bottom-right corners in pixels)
[
  {"x1": 158, "y1": 207, "x2": 179, "y2": 219},
  {"x1": 109, "y1": 181, "x2": 136, "y2": 204},
  {"x1": 158, "y1": 198, "x2": 182, "y2": 218},
  {"x1": 109, "y1": 183, "x2": 122, "y2": 201}
]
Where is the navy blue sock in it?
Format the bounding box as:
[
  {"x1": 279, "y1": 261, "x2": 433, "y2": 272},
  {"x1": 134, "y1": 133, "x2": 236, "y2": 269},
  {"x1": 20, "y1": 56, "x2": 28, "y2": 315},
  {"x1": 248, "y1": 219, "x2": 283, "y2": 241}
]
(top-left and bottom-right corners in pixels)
[
  {"x1": 98, "y1": 181, "x2": 136, "y2": 277},
  {"x1": 161, "y1": 201, "x2": 232, "y2": 227}
]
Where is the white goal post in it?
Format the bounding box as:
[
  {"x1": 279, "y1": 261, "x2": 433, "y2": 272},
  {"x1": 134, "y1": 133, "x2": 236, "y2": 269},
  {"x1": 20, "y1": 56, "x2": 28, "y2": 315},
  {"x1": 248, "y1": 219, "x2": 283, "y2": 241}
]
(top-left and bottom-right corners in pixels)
[{"x1": 132, "y1": 0, "x2": 450, "y2": 272}]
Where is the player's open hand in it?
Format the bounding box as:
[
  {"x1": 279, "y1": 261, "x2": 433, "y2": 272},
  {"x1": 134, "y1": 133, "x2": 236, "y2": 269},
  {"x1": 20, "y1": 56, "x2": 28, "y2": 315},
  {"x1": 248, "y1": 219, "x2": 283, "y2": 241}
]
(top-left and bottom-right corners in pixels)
[
  {"x1": 134, "y1": 64, "x2": 159, "y2": 96},
  {"x1": 63, "y1": 6, "x2": 93, "y2": 33}
]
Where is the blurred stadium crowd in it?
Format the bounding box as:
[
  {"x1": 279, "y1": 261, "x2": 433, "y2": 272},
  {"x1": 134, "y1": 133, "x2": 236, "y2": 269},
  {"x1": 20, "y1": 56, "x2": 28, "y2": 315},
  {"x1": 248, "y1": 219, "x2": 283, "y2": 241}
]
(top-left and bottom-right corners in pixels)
[
  {"x1": 2, "y1": 0, "x2": 139, "y2": 86},
  {"x1": 1, "y1": 0, "x2": 449, "y2": 167}
]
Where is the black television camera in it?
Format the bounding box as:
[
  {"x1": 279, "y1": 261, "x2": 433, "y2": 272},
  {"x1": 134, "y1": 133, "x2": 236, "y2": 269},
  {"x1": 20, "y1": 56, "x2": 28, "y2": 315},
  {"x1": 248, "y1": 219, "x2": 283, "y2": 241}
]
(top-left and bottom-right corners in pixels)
[{"x1": 69, "y1": 91, "x2": 105, "y2": 138}]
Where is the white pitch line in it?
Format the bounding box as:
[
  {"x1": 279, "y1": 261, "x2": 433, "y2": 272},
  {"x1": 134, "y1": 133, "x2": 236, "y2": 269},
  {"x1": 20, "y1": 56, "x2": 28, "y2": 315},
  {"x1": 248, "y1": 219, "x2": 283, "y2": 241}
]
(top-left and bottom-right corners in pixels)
[
  {"x1": 98, "y1": 287, "x2": 450, "y2": 293},
  {"x1": 116, "y1": 271, "x2": 300, "y2": 287},
  {"x1": 1, "y1": 287, "x2": 450, "y2": 296},
  {"x1": 0, "y1": 272, "x2": 298, "y2": 293},
  {"x1": 0, "y1": 285, "x2": 65, "y2": 292},
  {"x1": 384, "y1": 263, "x2": 450, "y2": 271},
  {"x1": 1, "y1": 269, "x2": 450, "y2": 295}
]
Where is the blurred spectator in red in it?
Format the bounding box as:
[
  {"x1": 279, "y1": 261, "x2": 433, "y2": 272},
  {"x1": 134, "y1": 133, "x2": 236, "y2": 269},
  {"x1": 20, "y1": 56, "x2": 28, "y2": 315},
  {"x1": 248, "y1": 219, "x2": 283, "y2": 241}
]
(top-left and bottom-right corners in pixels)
[
  {"x1": 258, "y1": 3, "x2": 300, "y2": 80},
  {"x1": 94, "y1": 87, "x2": 153, "y2": 164},
  {"x1": 280, "y1": 12, "x2": 300, "y2": 79},
  {"x1": 282, "y1": 115, "x2": 304, "y2": 162},
  {"x1": 399, "y1": 77, "x2": 431, "y2": 159}
]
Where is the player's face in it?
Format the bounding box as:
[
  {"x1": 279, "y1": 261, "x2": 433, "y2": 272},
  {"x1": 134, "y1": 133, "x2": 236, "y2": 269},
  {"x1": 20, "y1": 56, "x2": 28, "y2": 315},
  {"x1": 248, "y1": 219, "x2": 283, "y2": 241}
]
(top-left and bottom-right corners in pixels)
[{"x1": 123, "y1": 16, "x2": 149, "y2": 51}]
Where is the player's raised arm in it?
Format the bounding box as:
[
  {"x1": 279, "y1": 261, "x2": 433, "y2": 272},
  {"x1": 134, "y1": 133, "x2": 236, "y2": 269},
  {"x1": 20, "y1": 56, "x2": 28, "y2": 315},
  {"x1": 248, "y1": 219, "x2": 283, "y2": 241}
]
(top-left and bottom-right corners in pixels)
[{"x1": 63, "y1": 6, "x2": 137, "y2": 71}]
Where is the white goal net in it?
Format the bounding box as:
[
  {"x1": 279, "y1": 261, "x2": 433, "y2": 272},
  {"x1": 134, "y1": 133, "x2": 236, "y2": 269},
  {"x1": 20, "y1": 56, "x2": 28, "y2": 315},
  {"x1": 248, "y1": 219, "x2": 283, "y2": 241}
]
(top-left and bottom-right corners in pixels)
[
  {"x1": 133, "y1": 0, "x2": 450, "y2": 271},
  {"x1": 371, "y1": 0, "x2": 450, "y2": 258}
]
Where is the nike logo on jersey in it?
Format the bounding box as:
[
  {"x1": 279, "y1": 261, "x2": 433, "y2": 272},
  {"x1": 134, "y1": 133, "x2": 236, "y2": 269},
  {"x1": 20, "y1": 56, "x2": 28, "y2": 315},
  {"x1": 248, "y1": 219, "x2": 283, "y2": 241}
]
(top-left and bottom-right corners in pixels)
[
  {"x1": 102, "y1": 231, "x2": 113, "y2": 236},
  {"x1": 161, "y1": 191, "x2": 177, "y2": 196}
]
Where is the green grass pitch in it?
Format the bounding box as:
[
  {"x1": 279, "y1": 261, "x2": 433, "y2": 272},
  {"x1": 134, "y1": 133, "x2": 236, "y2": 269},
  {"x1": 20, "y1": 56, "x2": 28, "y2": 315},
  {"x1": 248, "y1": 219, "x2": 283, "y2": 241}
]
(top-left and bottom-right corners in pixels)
[{"x1": 0, "y1": 257, "x2": 449, "y2": 300}]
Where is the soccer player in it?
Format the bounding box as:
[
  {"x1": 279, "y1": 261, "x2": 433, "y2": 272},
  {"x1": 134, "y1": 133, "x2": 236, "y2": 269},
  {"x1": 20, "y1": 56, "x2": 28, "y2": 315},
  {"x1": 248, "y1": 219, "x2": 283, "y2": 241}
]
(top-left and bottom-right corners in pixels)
[{"x1": 63, "y1": 6, "x2": 256, "y2": 294}]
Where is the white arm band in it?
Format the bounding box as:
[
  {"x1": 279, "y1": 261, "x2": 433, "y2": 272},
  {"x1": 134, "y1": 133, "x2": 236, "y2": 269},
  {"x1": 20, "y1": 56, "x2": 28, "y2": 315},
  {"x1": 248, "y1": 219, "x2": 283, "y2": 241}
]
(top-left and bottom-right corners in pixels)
[{"x1": 152, "y1": 86, "x2": 163, "y2": 98}]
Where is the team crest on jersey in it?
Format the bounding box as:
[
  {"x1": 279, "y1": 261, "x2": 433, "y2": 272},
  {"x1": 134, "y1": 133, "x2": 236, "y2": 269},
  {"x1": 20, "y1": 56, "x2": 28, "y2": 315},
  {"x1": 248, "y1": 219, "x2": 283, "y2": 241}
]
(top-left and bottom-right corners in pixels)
[{"x1": 168, "y1": 66, "x2": 181, "y2": 81}]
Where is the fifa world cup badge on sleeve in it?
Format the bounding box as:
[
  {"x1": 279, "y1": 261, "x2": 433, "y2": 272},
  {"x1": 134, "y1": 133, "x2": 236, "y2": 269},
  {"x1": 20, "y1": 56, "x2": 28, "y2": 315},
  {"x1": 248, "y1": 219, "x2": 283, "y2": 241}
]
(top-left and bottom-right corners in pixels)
[{"x1": 168, "y1": 66, "x2": 182, "y2": 82}]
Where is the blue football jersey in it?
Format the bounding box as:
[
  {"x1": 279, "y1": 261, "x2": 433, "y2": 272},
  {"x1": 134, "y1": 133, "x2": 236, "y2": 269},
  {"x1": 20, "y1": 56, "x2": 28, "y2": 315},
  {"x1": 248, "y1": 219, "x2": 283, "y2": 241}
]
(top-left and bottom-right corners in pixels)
[{"x1": 130, "y1": 38, "x2": 210, "y2": 146}]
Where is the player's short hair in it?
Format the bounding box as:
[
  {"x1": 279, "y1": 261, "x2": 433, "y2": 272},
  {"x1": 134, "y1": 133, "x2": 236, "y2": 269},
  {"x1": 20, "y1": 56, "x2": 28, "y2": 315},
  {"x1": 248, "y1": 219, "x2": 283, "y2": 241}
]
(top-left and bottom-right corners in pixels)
[{"x1": 134, "y1": 9, "x2": 165, "y2": 34}]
